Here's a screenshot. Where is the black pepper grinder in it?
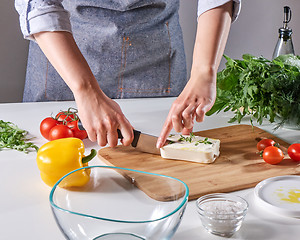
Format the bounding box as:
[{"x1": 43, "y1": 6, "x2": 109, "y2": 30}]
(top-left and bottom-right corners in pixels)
[{"x1": 272, "y1": 6, "x2": 295, "y2": 59}]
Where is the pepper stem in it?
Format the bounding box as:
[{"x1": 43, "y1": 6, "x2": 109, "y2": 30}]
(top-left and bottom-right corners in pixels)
[{"x1": 82, "y1": 149, "x2": 97, "y2": 164}]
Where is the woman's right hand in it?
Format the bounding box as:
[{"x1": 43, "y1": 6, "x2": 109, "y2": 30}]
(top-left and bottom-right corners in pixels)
[
  {"x1": 34, "y1": 31, "x2": 134, "y2": 148},
  {"x1": 74, "y1": 86, "x2": 134, "y2": 148}
]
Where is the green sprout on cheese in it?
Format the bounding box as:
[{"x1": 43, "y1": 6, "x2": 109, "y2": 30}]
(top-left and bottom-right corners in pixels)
[
  {"x1": 167, "y1": 133, "x2": 213, "y2": 146},
  {"x1": 178, "y1": 133, "x2": 195, "y2": 143},
  {"x1": 195, "y1": 137, "x2": 213, "y2": 146}
]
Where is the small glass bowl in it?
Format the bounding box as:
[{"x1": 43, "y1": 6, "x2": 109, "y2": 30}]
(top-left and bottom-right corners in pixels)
[
  {"x1": 50, "y1": 166, "x2": 189, "y2": 240},
  {"x1": 196, "y1": 193, "x2": 248, "y2": 237}
]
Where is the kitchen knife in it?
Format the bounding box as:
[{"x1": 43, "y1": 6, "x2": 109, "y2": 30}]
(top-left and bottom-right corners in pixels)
[
  {"x1": 78, "y1": 121, "x2": 161, "y2": 155},
  {"x1": 117, "y1": 129, "x2": 161, "y2": 155}
]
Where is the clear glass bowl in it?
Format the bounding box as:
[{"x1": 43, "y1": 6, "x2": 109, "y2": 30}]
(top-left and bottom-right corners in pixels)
[
  {"x1": 50, "y1": 166, "x2": 189, "y2": 240},
  {"x1": 196, "y1": 193, "x2": 248, "y2": 237}
]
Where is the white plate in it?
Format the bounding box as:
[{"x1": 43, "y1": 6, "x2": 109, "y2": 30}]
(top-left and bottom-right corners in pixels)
[{"x1": 254, "y1": 175, "x2": 300, "y2": 217}]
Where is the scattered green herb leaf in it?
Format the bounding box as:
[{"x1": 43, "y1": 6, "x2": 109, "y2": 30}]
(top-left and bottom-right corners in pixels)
[{"x1": 0, "y1": 120, "x2": 39, "y2": 153}]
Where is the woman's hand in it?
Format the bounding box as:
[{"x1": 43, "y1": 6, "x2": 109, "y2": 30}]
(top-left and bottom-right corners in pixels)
[
  {"x1": 34, "y1": 31, "x2": 134, "y2": 147},
  {"x1": 157, "y1": 71, "x2": 216, "y2": 148},
  {"x1": 74, "y1": 86, "x2": 134, "y2": 148},
  {"x1": 157, "y1": 1, "x2": 233, "y2": 148}
]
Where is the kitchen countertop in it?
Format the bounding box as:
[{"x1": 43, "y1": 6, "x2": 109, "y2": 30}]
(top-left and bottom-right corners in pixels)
[{"x1": 0, "y1": 97, "x2": 299, "y2": 240}]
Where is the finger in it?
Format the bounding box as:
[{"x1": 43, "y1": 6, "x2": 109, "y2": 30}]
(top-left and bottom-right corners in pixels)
[
  {"x1": 157, "y1": 120, "x2": 173, "y2": 148},
  {"x1": 181, "y1": 127, "x2": 193, "y2": 135},
  {"x1": 118, "y1": 123, "x2": 134, "y2": 146},
  {"x1": 168, "y1": 100, "x2": 188, "y2": 133},
  {"x1": 107, "y1": 128, "x2": 119, "y2": 148},
  {"x1": 86, "y1": 129, "x2": 97, "y2": 142},
  {"x1": 172, "y1": 113, "x2": 184, "y2": 133},
  {"x1": 97, "y1": 130, "x2": 108, "y2": 147},
  {"x1": 195, "y1": 104, "x2": 207, "y2": 122},
  {"x1": 182, "y1": 104, "x2": 196, "y2": 130}
]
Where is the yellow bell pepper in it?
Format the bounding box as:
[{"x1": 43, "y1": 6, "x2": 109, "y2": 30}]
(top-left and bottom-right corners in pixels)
[{"x1": 36, "y1": 137, "x2": 96, "y2": 188}]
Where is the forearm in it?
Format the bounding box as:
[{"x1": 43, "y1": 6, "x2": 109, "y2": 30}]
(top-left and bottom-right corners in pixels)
[
  {"x1": 33, "y1": 31, "x2": 101, "y2": 96},
  {"x1": 33, "y1": 31, "x2": 133, "y2": 147},
  {"x1": 157, "y1": 1, "x2": 234, "y2": 147},
  {"x1": 190, "y1": 1, "x2": 233, "y2": 80}
]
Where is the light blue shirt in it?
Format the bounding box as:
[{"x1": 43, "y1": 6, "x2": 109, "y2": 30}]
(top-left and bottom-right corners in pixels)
[{"x1": 15, "y1": 0, "x2": 241, "y2": 41}]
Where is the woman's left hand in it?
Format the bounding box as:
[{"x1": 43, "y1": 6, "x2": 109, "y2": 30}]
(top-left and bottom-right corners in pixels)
[
  {"x1": 157, "y1": 0, "x2": 233, "y2": 148},
  {"x1": 156, "y1": 72, "x2": 216, "y2": 148}
]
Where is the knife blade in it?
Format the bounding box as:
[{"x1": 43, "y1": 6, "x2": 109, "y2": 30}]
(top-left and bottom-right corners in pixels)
[
  {"x1": 117, "y1": 129, "x2": 161, "y2": 155},
  {"x1": 78, "y1": 121, "x2": 160, "y2": 154}
]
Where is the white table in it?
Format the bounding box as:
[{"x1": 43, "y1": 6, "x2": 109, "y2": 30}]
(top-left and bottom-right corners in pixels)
[{"x1": 1, "y1": 98, "x2": 299, "y2": 240}]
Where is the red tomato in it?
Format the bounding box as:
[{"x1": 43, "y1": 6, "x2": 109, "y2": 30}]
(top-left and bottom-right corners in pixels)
[
  {"x1": 48, "y1": 125, "x2": 74, "y2": 141},
  {"x1": 40, "y1": 117, "x2": 59, "y2": 140},
  {"x1": 288, "y1": 143, "x2": 300, "y2": 161},
  {"x1": 263, "y1": 146, "x2": 284, "y2": 165},
  {"x1": 55, "y1": 111, "x2": 78, "y2": 123},
  {"x1": 257, "y1": 138, "x2": 275, "y2": 151},
  {"x1": 67, "y1": 121, "x2": 88, "y2": 140}
]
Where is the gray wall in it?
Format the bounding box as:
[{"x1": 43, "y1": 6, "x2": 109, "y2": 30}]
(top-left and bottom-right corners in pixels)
[
  {"x1": 1, "y1": 0, "x2": 300, "y2": 103},
  {"x1": 0, "y1": 0, "x2": 28, "y2": 103},
  {"x1": 224, "y1": 0, "x2": 300, "y2": 61}
]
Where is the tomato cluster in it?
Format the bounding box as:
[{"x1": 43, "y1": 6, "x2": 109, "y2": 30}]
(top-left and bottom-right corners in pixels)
[
  {"x1": 257, "y1": 138, "x2": 300, "y2": 164},
  {"x1": 40, "y1": 108, "x2": 87, "y2": 141}
]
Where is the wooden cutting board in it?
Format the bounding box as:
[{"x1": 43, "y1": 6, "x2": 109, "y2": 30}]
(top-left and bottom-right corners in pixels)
[{"x1": 98, "y1": 125, "x2": 300, "y2": 201}]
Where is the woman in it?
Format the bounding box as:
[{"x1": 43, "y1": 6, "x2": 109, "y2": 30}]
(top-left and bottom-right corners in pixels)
[{"x1": 15, "y1": 0, "x2": 240, "y2": 148}]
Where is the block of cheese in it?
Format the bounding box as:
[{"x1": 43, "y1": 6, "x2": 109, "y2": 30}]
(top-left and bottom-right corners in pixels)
[{"x1": 160, "y1": 134, "x2": 220, "y2": 163}]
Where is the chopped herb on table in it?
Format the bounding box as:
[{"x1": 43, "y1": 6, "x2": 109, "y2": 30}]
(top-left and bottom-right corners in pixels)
[
  {"x1": 0, "y1": 120, "x2": 38, "y2": 153},
  {"x1": 206, "y1": 54, "x2": 300, "y2": 129}
]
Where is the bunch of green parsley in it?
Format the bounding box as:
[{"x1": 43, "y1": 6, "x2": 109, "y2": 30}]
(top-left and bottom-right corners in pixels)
[{"x1": 206, "y1": 54, "x2": 300, "y2": 128}]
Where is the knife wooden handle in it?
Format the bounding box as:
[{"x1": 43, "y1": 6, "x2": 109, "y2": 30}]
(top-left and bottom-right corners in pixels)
[{"x1": 117, "y1": 129, "x2": 141, "y2": 148}]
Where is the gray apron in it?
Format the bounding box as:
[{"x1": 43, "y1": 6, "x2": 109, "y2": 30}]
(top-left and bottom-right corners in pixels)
[{"x1": 23, "y1": 0, "x2": 187, "y2": 102}]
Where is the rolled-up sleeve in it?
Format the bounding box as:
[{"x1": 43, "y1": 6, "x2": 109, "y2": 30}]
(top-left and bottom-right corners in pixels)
[
  {"x1": 197, "y1": 0, "x2": 241, "y2": 22},
  {"x1": 15, "y1": 0, "x2": 72, "y2": 41}
]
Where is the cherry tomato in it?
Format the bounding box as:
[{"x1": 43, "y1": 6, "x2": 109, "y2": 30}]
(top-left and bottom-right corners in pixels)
[
  {"x1": 55, "y1": 111, "x2": 78, "y2": 123},
  {"x1": 40, "y1": 117, "x2": 59, "y2": 140},
  {"x1": 288, "y1": 143, "x2": 300, "y2": 161},
  {"x1": 262, "y1": 146, "x2": 284, "y2": 165},
  {"x1": 257, "y1": 138, "x2": 275, "y2": 151},
  {"x1": 67, "y1": 120, "x2": 88, "y2": 140},
  {"x1": 48, "y1": 125, "x2": 74, "y2": 141}
]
